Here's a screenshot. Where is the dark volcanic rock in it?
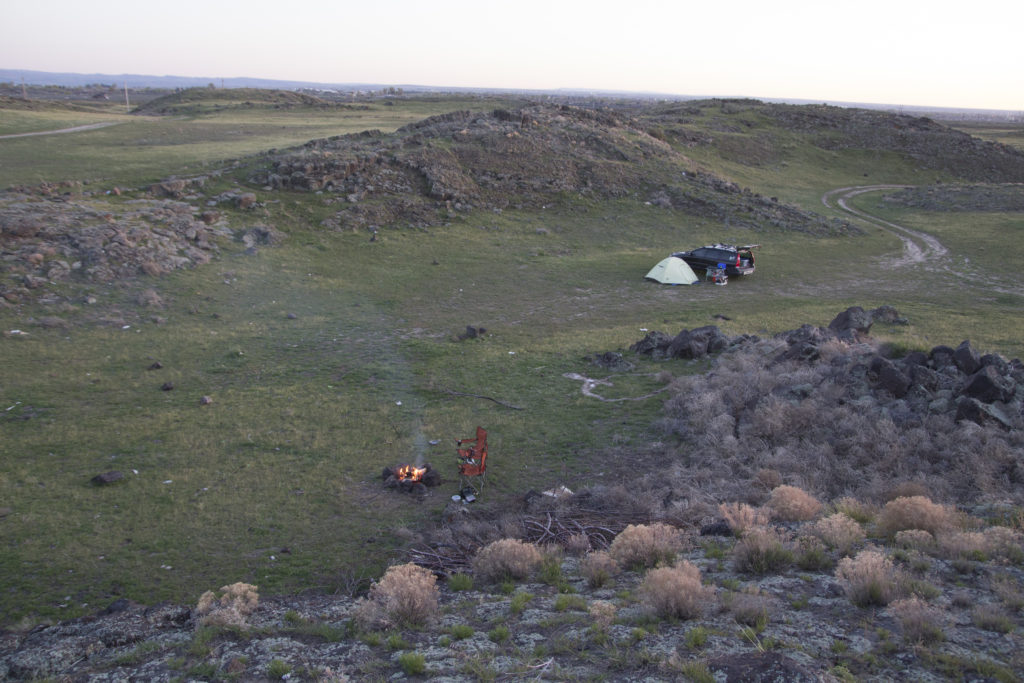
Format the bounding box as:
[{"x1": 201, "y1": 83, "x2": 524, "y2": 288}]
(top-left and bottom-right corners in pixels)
[
  {"x1": 870, "y1": 304, "x2": 908, "y2": 324},
  {"x1": 956, "y1": 396, "x2": 1013, "y2": 429},
  {"x1": 828, "y1": 305, "x2": 873, "y2": 337},
  {"x1": 90, "y1": 471, "x2": 124, "y2": 485},
  {"x1": 668, "y1": 325, "x2": 726, "y2": 359},
  {"x1": 961, "y1": 365, "x2": 1016, "y2": 404},
  {"x1": 953, "y1": 340, "x2": 982, "y2": 375},
  {"x1": 870, "y1": 356, "x2": 911, "y2": 398},
  {"x1": 629, "y1": 330, "x2": 674, "y2": 358}
]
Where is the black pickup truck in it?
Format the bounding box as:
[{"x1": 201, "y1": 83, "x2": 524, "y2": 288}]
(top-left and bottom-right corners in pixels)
[{"x1": 671, "y1": 244, "x2": 758, "y2": 276}]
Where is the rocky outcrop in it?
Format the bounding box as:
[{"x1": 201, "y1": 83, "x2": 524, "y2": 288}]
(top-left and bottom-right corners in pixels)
[
  {"x1": 0, "y1": 193, "x2": 235, "y2": 304},
  {"x1": 254, "y1": 104, "x2": 863, "y2": 236},
  {"x1": 631, "y1": 307, "x2": 1022, "y2": 430}
]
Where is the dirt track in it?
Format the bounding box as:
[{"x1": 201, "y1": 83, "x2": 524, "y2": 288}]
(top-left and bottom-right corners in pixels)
[
  {"x1": 822, "y1": 185, "x2": 1022, "y2": 296},
  {"x1": 821, "y1": 185, "x2": 949, "y2": 267},
  {"x1": 0, "y1": 121, "x2": 120, "y2": 139}
]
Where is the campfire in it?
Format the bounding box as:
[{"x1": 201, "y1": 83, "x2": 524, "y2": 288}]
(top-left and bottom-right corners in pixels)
[
  {"x1": 395, "y1": 464, "x2": 426, "y2": 482},
  {"x1": 382, "y1": 462, "x2": 442, "y2": 494}
]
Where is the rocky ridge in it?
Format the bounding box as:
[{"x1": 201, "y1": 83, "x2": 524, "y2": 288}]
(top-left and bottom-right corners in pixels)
[{"x1": 255, "y1": 104, "x2": 860, "y2": 237}]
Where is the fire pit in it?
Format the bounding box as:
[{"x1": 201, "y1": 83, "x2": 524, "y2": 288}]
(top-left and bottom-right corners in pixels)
[{"x1": 382, "y1": 462, "x2": 442, "y2": 495}]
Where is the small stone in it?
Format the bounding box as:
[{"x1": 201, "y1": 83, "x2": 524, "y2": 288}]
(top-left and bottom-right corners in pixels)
[
  {"x1": 161, "y1": 382, "x2": 174, "y2": 391},
  {"x1": 148, "y1": 361, "x2": 163, "y2": 370},
  {"x1": 199, "y1": 395, "x2": 213, "y2": 405},
  {"x1": 91, "y1": 471, "x2": 124, "y2": 485}
]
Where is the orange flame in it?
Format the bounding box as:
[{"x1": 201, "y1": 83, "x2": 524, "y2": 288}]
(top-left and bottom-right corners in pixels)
[{"x1": 395, "y1": 464, "x2": 426, "y2": 482}]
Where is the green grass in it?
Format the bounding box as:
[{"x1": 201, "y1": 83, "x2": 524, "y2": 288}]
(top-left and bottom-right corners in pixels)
[{"x1": 2, "y1": 96, "x2": 1023, "y2": 627}]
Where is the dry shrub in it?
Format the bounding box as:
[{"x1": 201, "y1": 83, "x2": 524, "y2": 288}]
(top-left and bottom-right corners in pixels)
[
  {"x1": 884, "y1": 481, "x2": 932, "y2": 502},
  {"x1": 982, "y1": 526, "x2": 1024, "y2": 561},
  {"x1": 894, "y1": 529, "x2": 935, "y2": 551},
  {"x1": 580, "y1": 550, "x2": 619, "y2": 588},
  {"x1": 728, "y1": 586, "x2": 772, "y2": 627},
  {"x1": 719, "y1": 502, "x2": 769, "y2": 537},
  {"x1": 835, "y1": 548, "x2": 903, "y2": 607},
  {"x1": 876, "y1": 496, "x2": 957, "y2": 538},
  {"x1": 755, "y1": 468, "x2": 782, "y2": 491},
  {"x1": 767, "y1": 484, "x2": 823, "y2": 522},
  {"x1": 565, "y1": 533, "x2": 592, "y2": 556},
  {"x1": 732, "y1": 526, "x2": 793, "y2": 574},
  {"x1": 588, "y1": 600, "x2": 617, "y2": 629},
  {"x1": 608, "y1": 523, "x2": 684, "y2": 570},
  {"x1": 807, "y1": 513, "x2": 865, "y2": 555},
  {"x1": 889, "y1": 596, "x2": 945, "y2": 644},
  {"x1": 937, "y1": 531, "x2": 989, "y2": 560},
  {"x1": 195, "y1": 582, "x2": 259, "y2": 628},
  {"x1": 992, "y1": 573, "x2": 1024, "y2": 612},
  {"x1": 639, "y1": 561, "x2": 711, "y2": 619},
  {"x1": 832, "y1": 497, "x2": 877, "y2": 525},
  {"x1": 971, "y1": 604, "x2": 1014, "y2": 633},
  {"x1": 355, "y1": 563, "x2": 438, "y2": 629},
  {"x1": 473, "y1": 538, "x2": 542, "y2": 583}
]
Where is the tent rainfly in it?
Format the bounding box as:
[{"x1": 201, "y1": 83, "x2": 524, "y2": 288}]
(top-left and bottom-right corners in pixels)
[{"x1": 645, "y1": 256, "x2": 699, "y2": 285}]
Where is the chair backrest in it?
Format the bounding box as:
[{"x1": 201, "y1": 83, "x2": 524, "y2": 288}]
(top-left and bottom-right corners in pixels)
[{"x1": 458, "y1": 427, "x2": 488, "y2": 476}]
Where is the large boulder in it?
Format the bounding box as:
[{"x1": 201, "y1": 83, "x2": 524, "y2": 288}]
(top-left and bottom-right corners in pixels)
[
  {"x1": 953, "y1": 340, "x2": 981, "y2": 375},
  {"x1": 828, "y1": 306, "x2": 873, "y2": 337},
  {"x1": 956, "y1": 396, "x2": 1014, "y2": 429},
  {"x1": 870, "y1": 305, "x2": 908, "y2": 324},
  {"x1": 629, "y1": 330, "x2": 673, "y2": 358},
  {"x1": 929, "y1": 344, "x2": 957, "y2": 370},
  {"x1": 870, "y1": 356, "x2": 911, "y2": 398},
  {"x1": 960, "y1": 365, "x2": 1016, "y2": 404},
  {"x1": 668, "y1": 325, "x2": 726, "y2": 359}
]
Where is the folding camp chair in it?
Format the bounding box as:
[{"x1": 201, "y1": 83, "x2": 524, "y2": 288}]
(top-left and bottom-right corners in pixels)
[{"x1": 456, "y1": 426, "x2": 488, "y2": 494}]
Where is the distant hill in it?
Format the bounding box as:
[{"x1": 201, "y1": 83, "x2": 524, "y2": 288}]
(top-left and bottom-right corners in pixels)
[
  {"x1": 133, "y1": 87, "x2": 334, "y2": 115},
  {"x1": 252, "y1": 99, "x2": 1024, "y2": 235},
  {"x1": 2, "y1": 68, "x2": 1020, "y2": 121},
  {"x1": 0, "y1": 68, "x2": 368, "y2": 92}
]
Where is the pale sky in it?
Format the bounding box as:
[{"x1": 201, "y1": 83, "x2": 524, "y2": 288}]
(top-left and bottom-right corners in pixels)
[{"x1": 4, "y1": 0, "x2": 1022, "y2": 111}]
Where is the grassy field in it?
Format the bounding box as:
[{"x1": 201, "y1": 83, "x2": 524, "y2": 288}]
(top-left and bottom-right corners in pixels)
[{"x1": 1, "y1": 95, "x2": 1023, "y2": 627}]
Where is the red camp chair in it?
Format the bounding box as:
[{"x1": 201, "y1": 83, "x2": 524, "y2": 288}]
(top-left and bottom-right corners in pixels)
[{"x1": 457, "y1": 426, "x2": 488, "y2": 494}]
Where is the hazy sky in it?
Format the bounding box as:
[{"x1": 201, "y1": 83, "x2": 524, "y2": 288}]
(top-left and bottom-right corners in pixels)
[{"x1": 4, "y1": 0, "x2": 1022, "y2": 110}]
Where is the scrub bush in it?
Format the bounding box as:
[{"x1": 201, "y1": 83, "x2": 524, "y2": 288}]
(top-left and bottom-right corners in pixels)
[
  {"x1": 639, "y1": 561, "x2": 711, "y2": 619},
  {"x1": 195, "y1": 582, "x2": 259, "y2": 628},
  {"x1": 608, "y1": 523, "x2": 685, "y2": 569},
  {"x1": 835, "y1": 549, "x2": 903, "y2": 607},
  {"x1": 767, "y1": 485, "x2": 823, "y2": 521},
  {"x1": 355, "y1": 563, "x2": 439, "y2": 628},
  {"x1": 473, "y1": 538, "x2": 542, "y2": 583}
]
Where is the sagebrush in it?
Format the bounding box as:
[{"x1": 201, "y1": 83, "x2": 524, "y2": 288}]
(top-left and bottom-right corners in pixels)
[
  {"x1": 472, "y1": 538, "x2": 542, "y2": 583},
  {"x1": 767, "y1": 485, "x2": 823, "y2": 522},
  {"x1": 608, "y1": 523, "x2": 685, "y2": 569},
  {"x1": 835, "y1": 548, "x2": 903, "y2": 607},
  {"x1": 639, "y1": 562, "x2": 711, "y2": 619},
  {"x1": 195, "y1": 582, "x2": 259, "y2": 628},
  {"x1": 355, "y1": 563, "x2": 439, "y2": 628},
  {"x1": 876, "y1": 496, "x2": 958, "y2": 538}
]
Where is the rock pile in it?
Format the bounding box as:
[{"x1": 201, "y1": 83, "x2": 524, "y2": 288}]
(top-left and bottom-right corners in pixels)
[
  {"x1": 0, "y1": 193, "x2": 234, "y2": 304},
  {"x1": 253, "y1": 104, "x2": 861, "y2": 236},
  {"x1": 632, "y1": 306, "x2": 1022, "y2": 431}
]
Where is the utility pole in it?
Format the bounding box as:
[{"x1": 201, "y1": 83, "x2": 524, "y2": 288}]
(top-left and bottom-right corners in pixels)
[
  {"x1": 124, "y1": 81, "x2": 130, "y2": 111},
  {"x1": 21, "y1": 76, "x2": 27, "y2": 100}
]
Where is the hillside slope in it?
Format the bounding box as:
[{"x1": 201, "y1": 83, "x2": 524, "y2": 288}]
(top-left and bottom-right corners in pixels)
[{"x1": 255, "y1": 104, "x2": 859, "y2": 236}]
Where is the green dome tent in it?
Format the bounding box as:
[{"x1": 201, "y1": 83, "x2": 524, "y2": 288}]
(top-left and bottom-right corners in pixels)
[{"x1": 645, "y1": 256, "x2": 699, "y2": 285}]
